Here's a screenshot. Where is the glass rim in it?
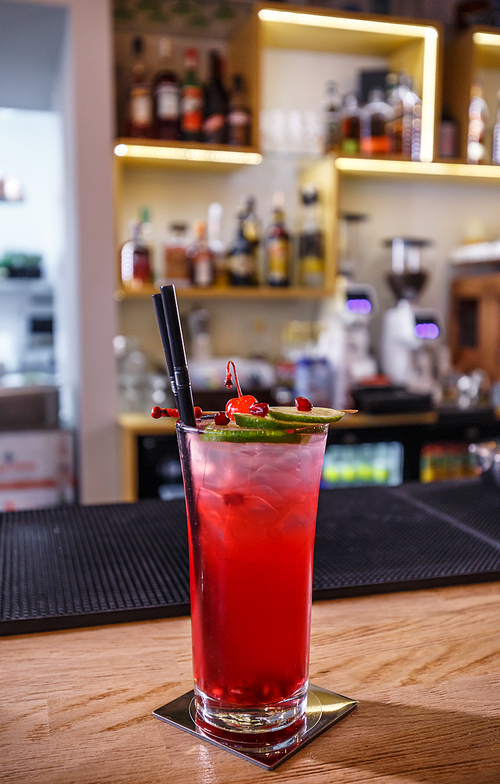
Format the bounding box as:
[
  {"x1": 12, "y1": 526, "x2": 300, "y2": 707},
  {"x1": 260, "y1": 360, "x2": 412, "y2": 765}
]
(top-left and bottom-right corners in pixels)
[{"x1": 175, "y1": 419, "x2": 329, "y2": 435}]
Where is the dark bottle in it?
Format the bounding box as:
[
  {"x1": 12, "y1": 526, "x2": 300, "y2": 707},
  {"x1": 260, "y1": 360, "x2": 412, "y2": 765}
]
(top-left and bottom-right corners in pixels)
[
  {"x1": 298, "y1": 184, "x2": 323, "y2": 288},
  {"x1": 323, "y1": 80, "x2": 342, "y2": 152},
  {"x1": 266, "y1": 193, "x2": 291, "y2": 287},
  {"x1": 153, "y1": 37, "x2": 180, "y2": 140},
  {"x1": 341, "y1": 93, "x2": 361, "y2": 154},
  {"x1": 127, "y1": 37, "x2": 153, "y2": 138},
  {"x1": 227, "y1": 75, "x2": 252, "y2": 146},
  {"x1": 227, "y1": 203, "x2": 258, "y2": 286},
  {"x1": 181, "y1": 48, "x2": 203, "y2": 142},
  {"x1": 203, "y1": 50, "x2": 228, "y2": 144},
  {"x1": 360, "y1": 89, "x2": 393, "y2": 156}
]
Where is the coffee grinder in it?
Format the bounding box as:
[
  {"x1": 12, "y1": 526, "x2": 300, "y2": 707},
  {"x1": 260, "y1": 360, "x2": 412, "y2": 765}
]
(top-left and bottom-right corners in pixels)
[{"x1": 380, "y1": 237, "x2": 443, "y2": 400}]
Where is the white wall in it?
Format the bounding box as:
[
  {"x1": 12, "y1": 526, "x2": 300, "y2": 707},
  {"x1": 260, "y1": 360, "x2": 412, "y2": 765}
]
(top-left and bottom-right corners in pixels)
[
  {"x1": 0, "y1": 108, "x2": 63, "y2": 283},
  {"x1": 3, "y1": 0, "x2": 119, "y2": 504}
]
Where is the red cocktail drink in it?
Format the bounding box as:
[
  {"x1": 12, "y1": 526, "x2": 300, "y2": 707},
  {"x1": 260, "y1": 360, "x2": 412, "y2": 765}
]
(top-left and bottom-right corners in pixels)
[{"x1": 176, "y1": 421, "x2": 328, "y2": 742}]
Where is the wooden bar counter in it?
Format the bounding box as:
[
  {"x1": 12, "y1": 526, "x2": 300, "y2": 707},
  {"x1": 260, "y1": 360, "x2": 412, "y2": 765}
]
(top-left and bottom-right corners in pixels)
[{"x1": 2, "y1": 582, "x2": 500, "y2": 783}]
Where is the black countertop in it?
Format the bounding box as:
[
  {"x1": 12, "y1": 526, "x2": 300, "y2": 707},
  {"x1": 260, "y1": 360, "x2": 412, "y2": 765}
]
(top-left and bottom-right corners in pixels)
[{"x1": 1, "y1": 479, "x2": 500, "y2": 636}]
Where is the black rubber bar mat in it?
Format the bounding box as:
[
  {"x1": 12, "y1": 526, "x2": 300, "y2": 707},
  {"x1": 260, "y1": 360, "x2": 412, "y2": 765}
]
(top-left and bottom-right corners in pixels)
[{"x1": 1, "y1": 481, "x2": 500, "y2": 636}]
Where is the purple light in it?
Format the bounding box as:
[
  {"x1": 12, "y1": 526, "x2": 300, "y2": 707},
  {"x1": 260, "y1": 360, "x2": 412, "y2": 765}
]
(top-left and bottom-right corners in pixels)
[
  {"x1": 414, "y1": 322, "x2": 440, "y2": 339},
  {"x1": 346, "y1": 298, "x2": 372, "y2": 315}
]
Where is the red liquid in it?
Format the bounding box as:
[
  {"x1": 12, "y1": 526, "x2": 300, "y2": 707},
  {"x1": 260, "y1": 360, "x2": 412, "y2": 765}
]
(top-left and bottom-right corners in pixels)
[{"x1": 183, "y1": 431, "x2": 326, "y2": 709}]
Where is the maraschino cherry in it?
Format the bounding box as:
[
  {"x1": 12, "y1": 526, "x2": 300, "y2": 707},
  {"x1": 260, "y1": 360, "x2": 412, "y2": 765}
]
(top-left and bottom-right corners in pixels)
[{"x1": 224, "y1": 360, "x2": 257, "y2": 420}]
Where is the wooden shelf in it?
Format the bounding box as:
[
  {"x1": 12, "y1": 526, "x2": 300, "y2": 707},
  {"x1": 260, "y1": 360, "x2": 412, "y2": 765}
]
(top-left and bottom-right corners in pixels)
[
  {"x1": 114, "y1": 138, "x2": 262, "y2": 171},
  {"x1": 115, "y1": 284, "x2": 332, "y2": 302}
]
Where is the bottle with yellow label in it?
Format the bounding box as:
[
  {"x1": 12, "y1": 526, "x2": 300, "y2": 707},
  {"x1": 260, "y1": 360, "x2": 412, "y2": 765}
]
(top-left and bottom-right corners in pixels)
[
  {"x1": 298, "y1": 184, "x2": 323, "y2": 288},
  {"x1": 266, "y1": 192, "x2": 290, "y2": 287}
]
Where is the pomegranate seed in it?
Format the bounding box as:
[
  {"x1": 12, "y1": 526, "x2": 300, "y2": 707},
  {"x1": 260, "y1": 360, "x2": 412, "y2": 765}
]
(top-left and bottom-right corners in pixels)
[
  {"x1": 249, "y1": 401, "x2": 269, "y2": 418},
  {"x1": 194, "y1": 406, "x2": 202, "y2": 419},
  {"x1": 160, "y1": 408, "x2": 179, "y2": 418},
  {"x1": 151, "y1": 406, "x2": 162, "y2": 419},
  {"x1": 225, "y1": 394, "x2": 258, "y2": 420},
  {"x1": 214, "y1": 411, "x2": 230, "y2": 426},
  {"x1": 295, "y1": 396, "x2": 313, "y2": 412}
]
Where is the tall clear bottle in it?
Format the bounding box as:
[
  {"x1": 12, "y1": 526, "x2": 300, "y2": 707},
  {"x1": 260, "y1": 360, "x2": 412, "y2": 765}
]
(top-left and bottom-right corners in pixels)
[
  {"x1": 266, "y1": 193, "x2": 291, "y2": 287},
  {"x1": 467, "y1": 81, "x2": 489, "y2": 164},
  {"x1": 323, "y1": 80, "x2": 342, "y2": 153},
  {"x1": 492, "y1": 91, "x2": 500, "y2": 165},
  {"x1": 127, "y1": 36, "x2": 153, "y2": 138},
  {"x1": 153, "y1": 37, "x2": 180, "y2": 140}
]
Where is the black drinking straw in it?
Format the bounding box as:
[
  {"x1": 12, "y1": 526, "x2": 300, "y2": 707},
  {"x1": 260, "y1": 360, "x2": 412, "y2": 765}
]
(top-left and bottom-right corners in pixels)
[
  {"x1": 159, "y1": 285, "x2": 197, "y2": 427},
  {"x1": 152, "y1": 293, "x2": 180, "y2": 410}
]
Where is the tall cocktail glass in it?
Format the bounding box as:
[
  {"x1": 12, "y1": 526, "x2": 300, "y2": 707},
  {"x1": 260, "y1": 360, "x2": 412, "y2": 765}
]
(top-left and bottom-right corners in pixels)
[{"x1": 176, "y1": 420, "x2": 328, "y2": 745}]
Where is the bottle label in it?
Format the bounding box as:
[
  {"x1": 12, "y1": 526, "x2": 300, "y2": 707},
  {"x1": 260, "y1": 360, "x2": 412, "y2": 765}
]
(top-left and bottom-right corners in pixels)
[
  {"x1": 194, "y1": 253, "x2": 212, "y2": 287},
  {"x1": 203, "y1": 114, "x2": 225, "y2": 142},
  {"x1": 342, "y1": 138, "x2": 359, "y2": 153},
  {"x1": 228, "y1": 110, "x2": 250, "y2": 127},
  {"x1": 182, "y1": 87, "x2": 203, "y2": 132},
  {"x1": 130, "y1": 87, "x2": 153, "y2": 127},
  {"x1": 243, "y1": 219, "x2": 258, "y2": 244},
  {"x1": 156, "y1": 83, "x2": 179, "y2": 120},
  {"x1": 301, "y1": 255, "x2": 323, "y2": 287},
  {"x1": 229, "y1": 252, "x2": 255, "y2": 278},
  {"x1": 268, "y1": 239, "x2": 289, "y2": 283},
  {"x1": 360, "y1": 135, "x2": 392, "y2": 155},
  {"x1": 165, "y1": 246, "x2": 189, "y2": 283}
]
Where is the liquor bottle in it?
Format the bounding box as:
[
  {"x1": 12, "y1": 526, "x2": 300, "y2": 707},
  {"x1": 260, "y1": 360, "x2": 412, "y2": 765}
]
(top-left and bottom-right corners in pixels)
[
  {"x1": 203, "y1": 50, "x2": 228, "y2": 144},
  {"x1": 266, "y1": 193, "x2": 291, "y2": 287},
  {"x1": 227, "y1": 204, "x2": 258, "y2": 286},
  {"x1": 360, "y1": 89, "x2": 393, "y2": 155},
  {"x1": 207, "y1": 202, "x2": 227, "y2": 286},
  {"x1": 186, "y1": 221, "x2": 215, "y2": 287},
  {"x1": 467, "y1": 81, "x2": 488, "y2": 164},
  {"x1": 120, "y1": 219, "x2": 152, "y2": 290},
  {"x1": 323, "y1": 80, "x2": 342, "y2": 152},
  {"x1": 163, "y1": 222, "x2": 190, "y2": 287},
  {"x1": 127, "y1": 36, "x2": 153, "y2": 138},
  {"x1": 341, "y1": 93, "x2": 361, "y2": 154},
  {"x1": 153, "y1": 37, "x2": 180, "y2": 140},
  {"x1": 181, "y1": 48, "x2": 203, "y2": 142},
  {"x1": 298, "y1": 184, "x2": 324, "y2": 288},
  {"x1": 227, "y1": 75, "x2": 252, "y2": 146},
  {"x1": 492, "y1": 91, "x2": 500, "y2": 164}
]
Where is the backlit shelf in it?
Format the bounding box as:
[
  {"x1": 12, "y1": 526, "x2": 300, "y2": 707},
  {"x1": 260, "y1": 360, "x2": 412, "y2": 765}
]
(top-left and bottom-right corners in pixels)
[
  {"x1": 114, "y1": 138, "x2": 262, "y2": 170},
  {"x1": 334, "y1": 157, "x2": 500, "y2": 181}
]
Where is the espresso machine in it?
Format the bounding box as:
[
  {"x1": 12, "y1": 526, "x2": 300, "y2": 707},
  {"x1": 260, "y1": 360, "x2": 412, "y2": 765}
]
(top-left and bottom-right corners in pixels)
[{"x1": 380, "y1": 238, "x2": 443, "y2": 401}]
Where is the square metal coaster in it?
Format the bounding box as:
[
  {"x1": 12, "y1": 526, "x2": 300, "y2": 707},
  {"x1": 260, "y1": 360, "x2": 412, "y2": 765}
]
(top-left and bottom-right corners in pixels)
[{"x1": 153, "y1": 684, "x2": 358, "y2": 770}]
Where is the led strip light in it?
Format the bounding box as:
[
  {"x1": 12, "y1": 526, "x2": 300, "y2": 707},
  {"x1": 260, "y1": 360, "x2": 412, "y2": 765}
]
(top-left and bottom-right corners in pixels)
[
  {"x1": 258, "y1": 8, "x2": 438, "y2": 163},
  {"x1": 114, "y1": 143, "x2": 262, "y2": 165},
  {"x1": 335, "y1": 158, "x2": 500, "y2": 178},
  {"x1": 473, "y1": 31, "x2": 500, "y2": 46}
]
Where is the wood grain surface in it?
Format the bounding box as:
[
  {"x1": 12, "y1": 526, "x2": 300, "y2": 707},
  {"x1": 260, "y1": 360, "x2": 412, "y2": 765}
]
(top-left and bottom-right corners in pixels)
[{"x1": 2, "y1": 583, "x2": 500, "y2": 783}]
